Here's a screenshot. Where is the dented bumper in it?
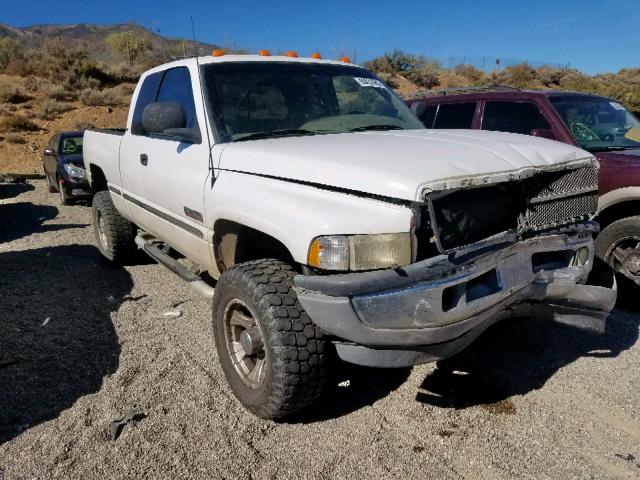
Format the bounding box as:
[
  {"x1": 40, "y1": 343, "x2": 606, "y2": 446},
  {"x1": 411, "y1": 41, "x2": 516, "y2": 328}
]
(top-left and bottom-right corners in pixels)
[{"x1": 294, "y1": 229, "x2": 617, "y2": 367}]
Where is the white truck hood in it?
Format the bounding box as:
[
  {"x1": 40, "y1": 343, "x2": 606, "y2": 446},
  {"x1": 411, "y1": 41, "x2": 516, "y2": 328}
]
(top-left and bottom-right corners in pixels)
[{"x1": 219, "y1": 129, "x2": 595, "y2": 202}]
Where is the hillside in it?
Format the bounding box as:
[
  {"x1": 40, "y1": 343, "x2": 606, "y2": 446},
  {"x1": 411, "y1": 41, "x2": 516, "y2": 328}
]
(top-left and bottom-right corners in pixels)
[{"x1": 0, "y1": 22, "x2": 220, "y2": 63}]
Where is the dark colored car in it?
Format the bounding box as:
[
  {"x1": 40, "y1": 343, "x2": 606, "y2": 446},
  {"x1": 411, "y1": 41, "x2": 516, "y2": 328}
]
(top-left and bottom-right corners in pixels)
[
  {"x1": 42, "y1": 130, "x2": 91, "y2": 205},
  {"x1": 407, "y1": 88, "x2": 640, "y2": 289}
]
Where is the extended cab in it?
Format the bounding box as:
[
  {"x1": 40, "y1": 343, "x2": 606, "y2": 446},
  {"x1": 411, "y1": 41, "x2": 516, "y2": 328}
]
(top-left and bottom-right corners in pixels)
[
  {"x1": 408, "y1": 88, "x2": 640, "y2": 289},
  {"x1": 84, "y1": 56, "x2": 616, "y2": 419}
]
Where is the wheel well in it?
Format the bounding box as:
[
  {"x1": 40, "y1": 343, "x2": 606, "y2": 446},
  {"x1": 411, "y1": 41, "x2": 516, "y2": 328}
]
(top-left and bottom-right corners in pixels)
[
  {"x1": 213, "y1": 220, "x2": 296, "y2": 273},
  {"x1": 89, "y1": 164, "x2": 108, "y2": 192},
  {"x1": 597, "y1": 200, "x2": 640, "y2": 229}
]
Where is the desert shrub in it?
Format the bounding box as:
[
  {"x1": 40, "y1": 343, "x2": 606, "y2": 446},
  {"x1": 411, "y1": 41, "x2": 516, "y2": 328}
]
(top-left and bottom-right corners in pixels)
[
  {"x1": 376, "y1": 72, "x2": 398, "y2": 88},
  {"x1": 0, "y1": 85, "x2": 31, "y2": 104},
  {"x1": 365, "y1": 49, "x2": 442, "y2": 89},
  {"x1": 73, "y1": 112, "x2": 96, "y2": 130},
  {"x1": 39, "y1": 99, "x2": 74, "y2": 120},
  {"x1": 4, "y1": 133, "x2": 27, "y2": 144},
  {"x1": 453, "y1": 64, "x2": 486, "y2": 84},
  {"x1": 437, "y1": 71, "x2": 471, "y2": 89},
  {"x1": 45, "y1": 84, "x2": 72, "y2": 101},
  {"x1": 79, "y1": 88, "x2": 119, "y2": 106},
  {"x1": 0, "y1": 38, "x2": 25, "y2": 71},
  {"x1": 0, "y1": 115, "x2": 39, "y2": 132}
]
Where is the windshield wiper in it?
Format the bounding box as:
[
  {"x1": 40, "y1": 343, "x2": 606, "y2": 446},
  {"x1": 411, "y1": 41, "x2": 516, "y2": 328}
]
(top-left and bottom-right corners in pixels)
[
  {"x1": 233, "y1": 129, "x2": 318, "y2": 142},
  {"x1": 349, "y1": 124, "x2": 404, "y2": 132}
]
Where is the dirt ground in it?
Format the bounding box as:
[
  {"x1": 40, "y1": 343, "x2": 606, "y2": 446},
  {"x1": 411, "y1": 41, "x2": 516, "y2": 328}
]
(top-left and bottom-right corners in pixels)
[{"x1": 0, "y1": 180, "x2": 639, "y2": 479}]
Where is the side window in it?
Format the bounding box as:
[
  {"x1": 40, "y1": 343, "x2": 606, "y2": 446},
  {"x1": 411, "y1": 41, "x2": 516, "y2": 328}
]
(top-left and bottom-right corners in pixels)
[
  {"x1": 482, "y1": 101, "x2": 550, "y2": 135},
  {"x1": 433, "y1": 102, "x2": 477, "y2": 129},
  {"x1": 414, "y1": 104, "x2": 437, "y2": 128},
  {"x1": 156, "y1": 67, "x2": 198, "y2": 130},
  {"x1": 131, "y1": 72, "x2": 162, "y2": 135}
]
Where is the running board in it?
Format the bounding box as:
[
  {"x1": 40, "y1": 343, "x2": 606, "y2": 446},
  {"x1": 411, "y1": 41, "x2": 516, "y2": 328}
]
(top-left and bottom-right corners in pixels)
[{"x1": 135, "y1": 233, "x2": 215, "y2": 299}]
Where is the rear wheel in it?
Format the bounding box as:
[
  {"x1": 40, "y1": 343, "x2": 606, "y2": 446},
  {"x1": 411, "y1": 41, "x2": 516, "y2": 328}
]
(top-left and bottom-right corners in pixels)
[
  {"x1": 57, "y1": 176, "x2": 71, "y2": 205},
  {"x1": 92, "y1": 190, "x2": 137, "y2": 264},
  {"x1": 46, "y1": 174, "x2": 56, "y2": 193},
  {"x1": 212, "y1": 259, "x2": 331, "y2": 419},
  {"x1": 595, "y1": 216, "x2": 640, "y2": 290}
]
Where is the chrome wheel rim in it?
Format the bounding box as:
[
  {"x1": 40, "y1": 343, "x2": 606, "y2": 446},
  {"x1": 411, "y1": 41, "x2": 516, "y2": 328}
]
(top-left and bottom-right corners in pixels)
[
  {"x1": 605, "y1": 235, "x2": 640, "y2": 286},
  {"x1": 223, "y1": 298, "x2": 267, "y2": 389},
  {"x1": 96, "y1": 211, "x2": 108, "y2": 249}
]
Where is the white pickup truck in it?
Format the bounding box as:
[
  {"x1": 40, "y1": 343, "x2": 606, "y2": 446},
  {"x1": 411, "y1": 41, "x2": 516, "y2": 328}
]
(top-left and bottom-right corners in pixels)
[{"x1": 84, "y1": 54, "x2": 616, "y2": 419}]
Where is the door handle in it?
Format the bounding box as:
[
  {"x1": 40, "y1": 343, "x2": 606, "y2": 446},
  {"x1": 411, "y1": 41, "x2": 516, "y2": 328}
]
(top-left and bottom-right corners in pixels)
[{"x1": 140, "y1": 153, "x2": 148, "y2": 166}]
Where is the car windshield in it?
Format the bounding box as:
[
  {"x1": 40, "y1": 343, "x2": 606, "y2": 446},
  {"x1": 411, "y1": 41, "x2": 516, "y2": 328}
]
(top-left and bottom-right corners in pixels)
[
  {"x1": 60, "y1": 136, "x2": 83, "y2": 155},
  {"x1": 550, "y1": 96, "x2": 640, "y2": 152},
  {"x1": 202, "y1": 61, "x2": 423, "y2": 142}
]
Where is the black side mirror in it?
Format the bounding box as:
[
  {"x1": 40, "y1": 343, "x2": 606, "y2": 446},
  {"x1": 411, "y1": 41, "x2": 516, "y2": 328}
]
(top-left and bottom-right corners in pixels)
[
  {"x1": 143, "y1": 101, "x2": 187, "y2": 134},
  {"x1": 44, "y1": 148, "x2": 55, "y2": 156},
  {"x1": 530, "y1": 128, "x2": 556, "y2": 140},
  {"x1": 141, "y1": 101, "x2": 201, "y2": 144}
]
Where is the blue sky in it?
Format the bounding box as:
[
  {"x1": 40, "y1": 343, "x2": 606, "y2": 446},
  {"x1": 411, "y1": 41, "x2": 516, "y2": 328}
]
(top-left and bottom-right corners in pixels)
[{"x1": 2, "y1": 0, "x2": 639, "y2": 74}]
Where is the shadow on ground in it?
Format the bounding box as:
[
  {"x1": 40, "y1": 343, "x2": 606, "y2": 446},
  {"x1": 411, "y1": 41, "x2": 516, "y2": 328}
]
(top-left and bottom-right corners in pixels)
[
  {"x1": 416, "y1": 313, "x2": 639, "y2": 409},
  {"x1": 290, "y1": 360, "x2": 412, "y2": 423},
  {"x1": 0, "y1": 203, "x2": 88, "y2": 243},
  {"x1": 0, "y1": 245, "x2": 132, "y2": 443},
  {"x1": 0, "y1": 182, "x2": 34, "y2": 200}
]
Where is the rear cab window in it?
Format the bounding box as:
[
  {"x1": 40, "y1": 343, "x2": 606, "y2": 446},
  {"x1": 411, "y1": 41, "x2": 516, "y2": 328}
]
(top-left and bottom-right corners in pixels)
[
  {"x1": 482, "y1": 101, "x2": 550, "y2": 135},
  {"x1": 433, "y1": 102, "x2": 477, "y2": 129}
]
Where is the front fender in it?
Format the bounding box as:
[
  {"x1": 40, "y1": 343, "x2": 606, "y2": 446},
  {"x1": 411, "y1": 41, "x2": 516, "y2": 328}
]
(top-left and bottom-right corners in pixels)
[{"x1": 205, "y1": 171, "x2": 414, "y2": 264}]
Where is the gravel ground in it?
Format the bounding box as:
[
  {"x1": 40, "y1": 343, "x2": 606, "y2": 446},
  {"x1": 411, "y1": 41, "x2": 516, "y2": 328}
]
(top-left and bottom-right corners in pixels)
[{"x1": 1, "y1": 180, "x2": 639, "y2": 480}]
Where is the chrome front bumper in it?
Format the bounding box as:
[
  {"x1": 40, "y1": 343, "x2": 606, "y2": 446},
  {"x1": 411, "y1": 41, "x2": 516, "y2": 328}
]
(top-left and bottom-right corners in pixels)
[{"x1": 294, "y1": 229, "x2": 617, "y2": 367}]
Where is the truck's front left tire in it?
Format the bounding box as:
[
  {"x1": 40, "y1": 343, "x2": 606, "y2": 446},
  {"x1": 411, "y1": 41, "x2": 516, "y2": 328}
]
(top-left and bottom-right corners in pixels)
[
  {"x1": 92, "y1": 190, "x2": 137, "y2": 264},
  {"x1": 212, "y1": 259, "x2": 331, "y2": 419}
]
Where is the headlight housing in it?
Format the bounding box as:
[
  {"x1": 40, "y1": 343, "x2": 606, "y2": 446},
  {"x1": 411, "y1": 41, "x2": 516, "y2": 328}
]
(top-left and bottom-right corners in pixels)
[
  {"x1": 63, "y1": 163, "x2": 86, "y2": 179},
  {"x1": 307, "y1": 233, "x2": 412, "y2": 271}
]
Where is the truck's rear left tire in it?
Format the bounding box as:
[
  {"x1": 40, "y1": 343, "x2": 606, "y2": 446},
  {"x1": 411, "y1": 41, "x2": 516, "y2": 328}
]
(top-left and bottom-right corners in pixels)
[
  {"x1": 212, "y1": 259, "x2": 331, "y2": 419},
  {"x1": 92, "y1": 190, "x2": 137, "y2": 264}
]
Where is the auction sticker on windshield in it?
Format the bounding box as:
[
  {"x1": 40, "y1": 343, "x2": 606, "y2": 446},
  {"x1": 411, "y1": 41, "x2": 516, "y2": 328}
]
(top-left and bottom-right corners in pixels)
[{"x1": 354, "y1": 77, "x2": 386, "y2": 88}]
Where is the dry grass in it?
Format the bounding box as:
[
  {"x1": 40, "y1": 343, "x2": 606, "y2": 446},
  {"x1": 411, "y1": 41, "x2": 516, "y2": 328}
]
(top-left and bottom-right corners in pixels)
[
  {"x1": 45, "y1": 84, "x2": 76, "y2": 101},
  {"x1": 38, "y1": 99, "x2": 74, "y2": 120},
  {"x1": 0, "y1": 114, "x2": 39, "y2": 133},
  {"x1": 0, "y1": 85, "x2": 31, "y2": 104},
  {"x1": 79, "y1": 88, "x2": 119, "y2": 107},
  {"x1": 4, "y1": 133, "x2": 27, "y2": 144}
]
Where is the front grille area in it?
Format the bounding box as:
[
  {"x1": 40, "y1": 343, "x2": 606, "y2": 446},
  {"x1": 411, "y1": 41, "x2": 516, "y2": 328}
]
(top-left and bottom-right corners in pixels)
[{"x1": 426, "y1": 165, "x2": 598, "y2": 253}]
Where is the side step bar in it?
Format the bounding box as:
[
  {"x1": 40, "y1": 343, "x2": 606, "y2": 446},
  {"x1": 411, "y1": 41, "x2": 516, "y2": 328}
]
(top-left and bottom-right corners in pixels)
[{"x1": 135, "y1": 233, "x2": 215, "y2": 299}]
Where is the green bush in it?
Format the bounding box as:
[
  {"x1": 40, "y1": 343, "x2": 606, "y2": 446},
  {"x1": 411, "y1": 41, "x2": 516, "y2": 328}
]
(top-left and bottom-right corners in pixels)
[
  {"x1": 0, "y1": 85, "x2": 31, "y2": 104},
  {"x1": 39, "y1": 99, "x2": 74, "y2": 120},
  {"x1": 79, "y1": 87, "x2": 119, "y2": 106}
]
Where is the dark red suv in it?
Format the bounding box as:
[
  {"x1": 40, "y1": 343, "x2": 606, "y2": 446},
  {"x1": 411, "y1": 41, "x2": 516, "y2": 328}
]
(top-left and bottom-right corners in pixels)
[{"x1": 408, "y1": 88, "x2": 640, "y2": 289}]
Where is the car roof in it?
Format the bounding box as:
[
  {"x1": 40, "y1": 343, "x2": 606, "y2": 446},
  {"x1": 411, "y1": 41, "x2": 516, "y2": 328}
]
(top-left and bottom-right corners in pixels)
[
  {"x1": 407, "y1": 88, "x2": 614, "y2": 104},
  {"x1": 143, "y1": 54, "x2": 363, "y2": 76},
  {"x1": 59, "y1": 130, "x2": 84, "y2": 138}
]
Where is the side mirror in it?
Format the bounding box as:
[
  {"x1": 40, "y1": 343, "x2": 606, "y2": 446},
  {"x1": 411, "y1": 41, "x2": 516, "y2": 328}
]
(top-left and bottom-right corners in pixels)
[
  {"x1": 530, "y1": 128, "x2": 556, "y2": 140},
  {"x1": 142, "y1": 101, "x2": 201, "y2": 144},
  {"x1": 44, "y1": 148, "x2": 55, "y2": 156},
  {"x1": 142, "y1": 101, "x2": 187, "y2": 134}
]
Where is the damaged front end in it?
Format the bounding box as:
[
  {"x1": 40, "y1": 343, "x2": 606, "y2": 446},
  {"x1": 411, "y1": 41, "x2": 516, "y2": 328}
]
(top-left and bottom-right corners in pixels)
[{"x1": 294, "y1": 162, "x2": 617, "y2": 368}]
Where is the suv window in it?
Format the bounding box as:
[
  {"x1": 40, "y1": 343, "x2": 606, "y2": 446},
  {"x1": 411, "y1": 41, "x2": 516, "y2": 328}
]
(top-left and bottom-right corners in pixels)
[
  {"x1": 131, "y1": 72, "x2": 163, "y2": 135},
  {"x1": 156, "y1": 67, "x2": 197, "y2": 129},
  {"x1": 433, "y1": 102, "x2": 476, "y2": 129},
  {"x1": 482, "y1": 101, "x2": 550, "y2": 135},
  {"x1": 414, "y1": 104, "x2": 437, "y2": 128}
]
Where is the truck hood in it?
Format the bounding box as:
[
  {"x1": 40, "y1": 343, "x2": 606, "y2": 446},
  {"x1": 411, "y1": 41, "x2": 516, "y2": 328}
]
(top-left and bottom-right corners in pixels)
[{"x1": 219, "y1": 129, "x2": 595, "y2": 202}]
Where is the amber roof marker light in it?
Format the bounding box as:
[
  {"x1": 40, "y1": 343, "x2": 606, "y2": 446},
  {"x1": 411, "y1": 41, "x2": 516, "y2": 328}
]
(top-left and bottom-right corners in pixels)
[
  {"x1": 211, "y1": 49, "x2": 225, "y2": 57},
  {"x1": 340, "y1": 56, "x2": 351, "y2": 63},
  {"x1": 287, "y1": 50, "x2": 299, "y2": 58},
  {"x1": 259, "y1": 49, "x2": 271, "y2": 56},
  {"x1": 311, "y1": 52, "x2": 322, "y2": 59}
]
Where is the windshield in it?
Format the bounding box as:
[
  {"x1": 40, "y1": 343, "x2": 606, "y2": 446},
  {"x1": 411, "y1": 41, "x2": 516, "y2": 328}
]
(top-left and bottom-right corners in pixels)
[
  {"x1": 550, "y1": 96, "x2": 640, "y2": 152},
  {"x1": 60, "y1": 136, "x2": 83, "y2": 155},
  {"x1": 202, "y1": 62, "x2": 423, "y2": 142}
]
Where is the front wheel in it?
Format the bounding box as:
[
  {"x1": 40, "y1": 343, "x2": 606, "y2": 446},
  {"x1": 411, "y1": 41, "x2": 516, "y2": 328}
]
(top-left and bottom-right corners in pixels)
[
  {"x1": 212, "y1": 259, "x2": 331, "y2": 419},
  {"x1": 595, "y1": 216, "x2": 640, "y2": 289}
]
